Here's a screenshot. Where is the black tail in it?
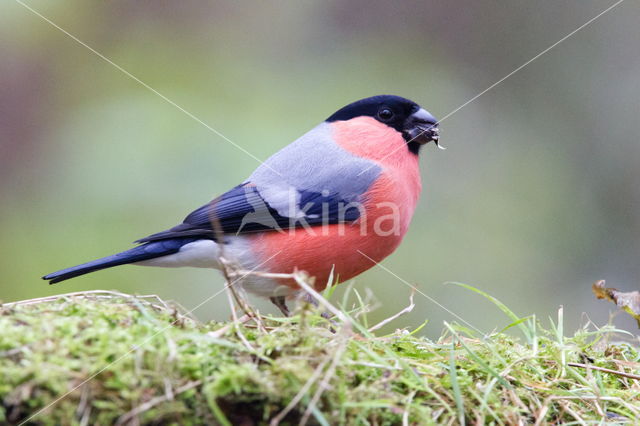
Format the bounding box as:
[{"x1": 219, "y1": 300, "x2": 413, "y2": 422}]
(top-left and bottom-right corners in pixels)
[{"x1": 43, "y1": 237, "x2": 201, "y2": 284}]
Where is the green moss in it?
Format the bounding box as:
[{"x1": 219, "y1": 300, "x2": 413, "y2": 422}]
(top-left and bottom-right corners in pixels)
[{"x1": 1, "y1": 291, "x2": 639, "y2": 425}]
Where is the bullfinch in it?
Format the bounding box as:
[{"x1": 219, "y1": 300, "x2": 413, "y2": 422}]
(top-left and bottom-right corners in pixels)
[{"x1": 43, "y1": 95, "x2": 440, "y2": 315}]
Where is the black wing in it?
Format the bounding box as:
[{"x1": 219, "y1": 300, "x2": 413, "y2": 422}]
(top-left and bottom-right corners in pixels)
[{"x1": 136, "y1": 184, "x2": 361, "y2": 243}]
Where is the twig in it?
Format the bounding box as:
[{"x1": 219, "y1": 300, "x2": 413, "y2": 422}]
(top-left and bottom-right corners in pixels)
[
  {"x1": 558, "y1": 400, "x2": 587, "y2": 426},
  {"x1": 209, "y1": 200, "x2": 266, "y2": 334},
  {"x1": 568, "y1": 362, "x2": 640, "y2": 380},
  {"x1": 225, "y1": 286, "x2": 254, "y2": 351},
  {"x1": 269, "y1": 357, "x2": 331, "y2": 426},
  {"x1": 207, "y1": 314, "x2": 251, "y2": 338},
  {"x1": 550, "y1": 396, "x2": 622, "y2": 401},
  {"x1": 2, "y1": 290, "x2": 134, "y2": 307},
  {"x1": 219, "y1": 257, "x2": 267, "y2": 333},
  {"x1": 272, "y1": 270, "x2": 351, "y2": 426},
  {"x1": 344, "y1": 361, "x2": 402, "y2": 370},
  {"x1": 75, "y1": 383, "x2": 91, "y2": 426},
  {"x1": 402, "y1": 390, "x2": 417, "y2": 426},
  {"x1": 115, "y1": 380, "x2": 202, "y2": 425},
  {"x1": 299, "y1": 332, "x2": 348, "y2": 426},
  {"x1": 533, "y1": 400, "x2": 549, "y2": 426},
  {"x1": 292, "y1": 270, "x2": 349, "y2": 323},
  {"x1": 368, "y1": 290, "x2": 415, "y2": 332},
  {"x1": 2, "y1": 291, "x2": 196, "y2": 323},
  {"x1": 213, "y1": 229, "x2": 264, "y2": 348}
]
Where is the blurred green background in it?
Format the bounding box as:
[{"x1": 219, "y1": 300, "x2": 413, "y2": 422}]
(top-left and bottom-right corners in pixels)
[{"x1": 1, "y1": 1, "x2": 639, "y2": 335}]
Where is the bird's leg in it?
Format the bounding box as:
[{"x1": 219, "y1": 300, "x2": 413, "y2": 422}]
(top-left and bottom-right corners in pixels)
[
  {"x1": 303, "y1": 293, "x2": 333, "y2": 320},
  {"x1": 270, "y1": 296, "x2": 290, "y2": 317}
]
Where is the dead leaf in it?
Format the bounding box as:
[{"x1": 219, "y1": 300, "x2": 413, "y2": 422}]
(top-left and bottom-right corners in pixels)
[{"x1": 592, "y1": 280, "x2": 640, "y2": 327}]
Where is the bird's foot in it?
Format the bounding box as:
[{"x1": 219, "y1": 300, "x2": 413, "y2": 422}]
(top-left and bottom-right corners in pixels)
[{"x1": 269, "y1": 296, "x2": 290, "y2": 317}]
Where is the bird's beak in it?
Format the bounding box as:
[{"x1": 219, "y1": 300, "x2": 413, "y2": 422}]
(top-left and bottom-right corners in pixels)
[{"x1": 404, "y1": 108, "x2": 443, "y2": 149}]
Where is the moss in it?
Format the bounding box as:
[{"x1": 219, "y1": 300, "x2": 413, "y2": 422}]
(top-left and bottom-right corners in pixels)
[{"x1": 1, "y1": 290, "x2": 639, "y2": 425}]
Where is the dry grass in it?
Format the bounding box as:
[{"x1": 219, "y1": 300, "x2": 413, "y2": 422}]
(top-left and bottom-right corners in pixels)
[{"x1": 1, "y1": 286, "x2": 639, "y2": 425}]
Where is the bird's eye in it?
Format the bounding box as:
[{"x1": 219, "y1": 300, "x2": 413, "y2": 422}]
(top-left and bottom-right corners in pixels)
[{"x1": 378, "y1": 107, "x2": 394, "y2": 121}]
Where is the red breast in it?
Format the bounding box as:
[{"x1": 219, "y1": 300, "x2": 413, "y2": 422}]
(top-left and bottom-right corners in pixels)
[{"x1": 249, "y1": 117, "x2": 422, "y2": 291}]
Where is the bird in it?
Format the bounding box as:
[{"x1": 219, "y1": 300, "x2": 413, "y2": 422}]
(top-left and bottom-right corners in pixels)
[{"x1": 43, "y1": 95, "x2": 441, "y2": 315}]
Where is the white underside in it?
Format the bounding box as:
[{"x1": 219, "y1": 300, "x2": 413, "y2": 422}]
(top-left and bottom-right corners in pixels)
[
  {"x1": 135, "y1": 237, "x2": 294, "y2": 298},
  {"x1": 136, "y1": 239, "x2": 223, "y2": 268}
]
